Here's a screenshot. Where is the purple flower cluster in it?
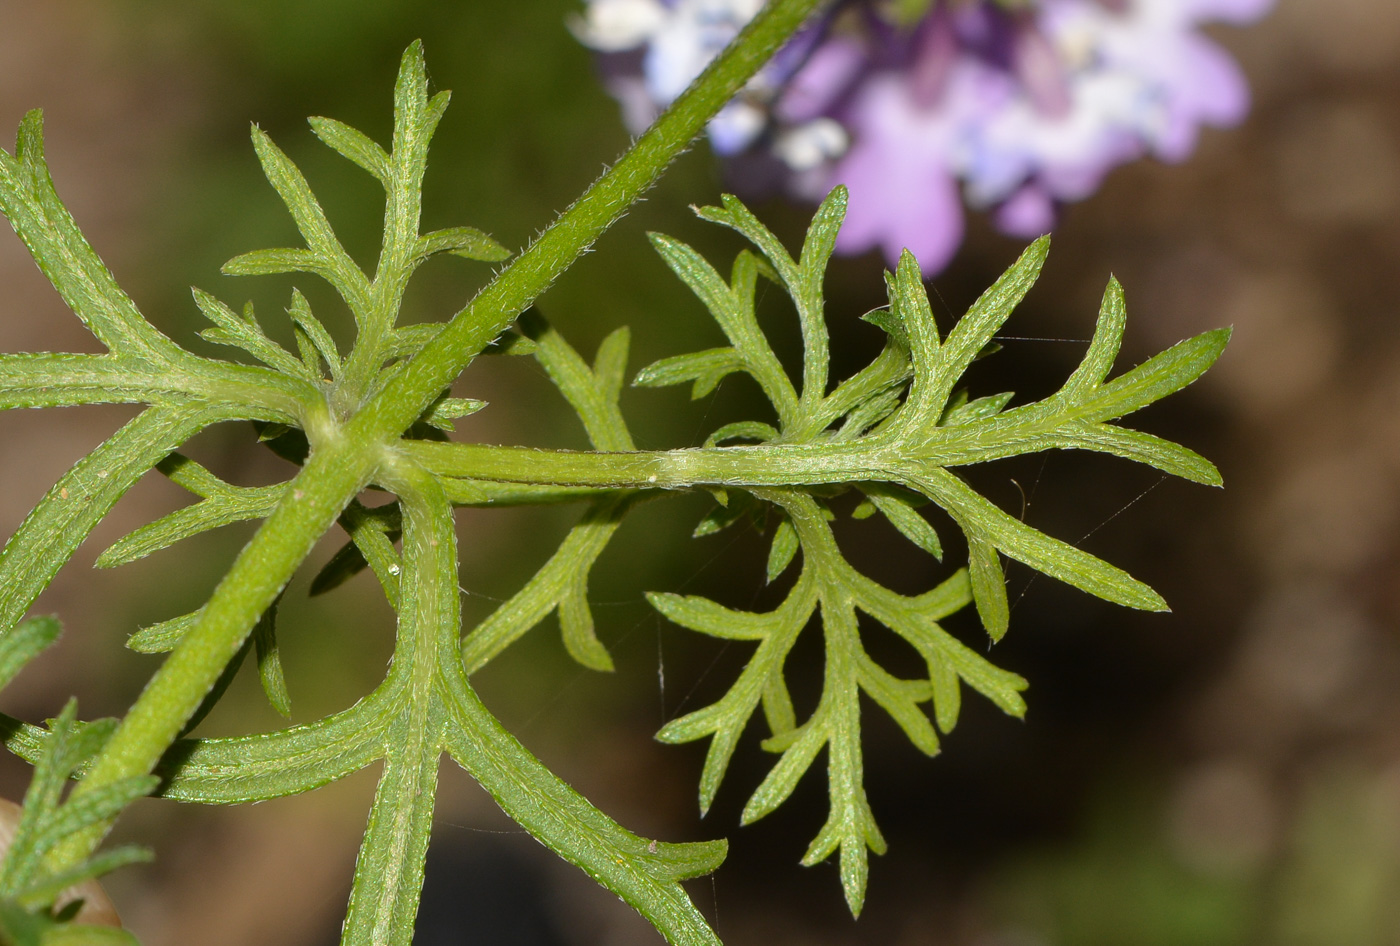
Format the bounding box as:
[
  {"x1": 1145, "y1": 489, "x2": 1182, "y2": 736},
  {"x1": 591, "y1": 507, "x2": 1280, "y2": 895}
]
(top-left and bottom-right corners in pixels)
[{"x1": 573, "y1": 0, "x2": 1273, "y2": 274}]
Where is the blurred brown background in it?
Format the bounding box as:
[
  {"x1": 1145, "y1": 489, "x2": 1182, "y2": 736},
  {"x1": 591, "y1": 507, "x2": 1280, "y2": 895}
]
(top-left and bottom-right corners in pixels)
[{"x1": 2, "y1": 1, "x2": 1399, "y2": 944}]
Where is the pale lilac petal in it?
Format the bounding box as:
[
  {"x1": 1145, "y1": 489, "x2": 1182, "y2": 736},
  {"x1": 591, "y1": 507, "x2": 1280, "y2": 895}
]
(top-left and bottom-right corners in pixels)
[
  {"x1": 994, "y1": 185, "x2": 1056, "y2": 238},
  {"x1": 1153, "y1": 112, "x2": 1200, "y2": 165},
  {"x1": 1151, "y1": 36, "x2": 1249, "y2": 160},
  {"x1": 834, "y1": 143, "x2": 965, "y2": 274},
  {"x1": 963, "y1": 143, "x2": 1036, "y2": 205},
  {"x1": 1013, "y1": 25, "x2": 1072, "y2": 118},
  {"x1": 1176, "y1": 35, "x2": 1250, "y2": 126},
  {"x1": 1038, "y1": 132, "x2": 1140, "y2": 198},
  {"x1": 776, "y1": 38, "x2": 866, "y2": 123},
  {"x1": 1038, "y1": 159, "x2": 1112, "y2": 200},
  {"x1": 708, "y1": 101, "x2": 766, "y2": 154},
  {"x1": 581, "y1": 0, "x2": 1271, "y2": 279},
  {"x1": 1182, "y1": 0, "x2": 1276, "y2": 25}
]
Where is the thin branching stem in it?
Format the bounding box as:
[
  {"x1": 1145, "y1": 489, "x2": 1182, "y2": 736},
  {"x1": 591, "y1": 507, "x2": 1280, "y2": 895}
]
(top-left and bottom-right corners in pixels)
[{"x1": 47, "y1": 0, "x2": 827, "y2": 879}]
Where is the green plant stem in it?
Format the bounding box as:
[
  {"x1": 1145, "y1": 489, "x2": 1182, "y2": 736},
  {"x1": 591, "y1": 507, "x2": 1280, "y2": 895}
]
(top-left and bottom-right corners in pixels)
[
  {"x1": 386, "y1": 461, "x2": 725, "y2": 946},
  {"x1": 348, "y1": 0, "x2": 828, "y2": 442},
  {"x1": 0, "y1": 353, "x2": 315, "y2": 420},
  {"x1": 393, "y1": 426, "x2": 1093, "y2": 490},
  {"x1": 51, "y1": 0, "x2": 827, "y2": 875},
  {"x1": 51, "y1": 424, "x2": 371, "y2": 868},
  {"x1": 334, "y1": 79, "x2": 431, "y2": 406},
  {"x1": 341, "y1": 465, "x2": 444, "y2": 946},
  {"x1": 413, "y1": 439, "x2": 898, "y2": 488}
]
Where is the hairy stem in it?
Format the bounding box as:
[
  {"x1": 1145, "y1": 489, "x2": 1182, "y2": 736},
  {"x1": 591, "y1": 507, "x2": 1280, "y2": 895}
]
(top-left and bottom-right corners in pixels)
[
  {"x1": 349, "y1": 0, "x2": 828, "y2": 442},
  {"x1": 341, "y1": 464, "x2": 447, "y2": 946},
  {"x1": 50, "y1": 0, "x2": 826, "y2": 875},
  {"x1": 52, "y1": 427, "x2": 373, "y2": 868},
  {"x1": 403, "y1": 438, "x2": 897, "y2": 489}
]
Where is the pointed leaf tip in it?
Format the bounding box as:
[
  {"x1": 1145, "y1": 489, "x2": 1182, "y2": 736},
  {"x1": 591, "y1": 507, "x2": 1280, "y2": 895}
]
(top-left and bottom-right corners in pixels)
[
  {"x1": 400, "y1": 40, "x2": 427, "y2": 79},
  {"x1": 395, "y1": 40, "x2": 430, "y2": 110},
  {"x1": 309, "y1": 116, "x2": 391, "y2": 183},
  {"x1": 14, "y1": 109, "x2": 46, "y2": 163}
]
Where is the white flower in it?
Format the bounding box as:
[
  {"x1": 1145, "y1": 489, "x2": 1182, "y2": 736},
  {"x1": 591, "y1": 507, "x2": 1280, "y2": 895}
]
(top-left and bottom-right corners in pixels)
[{"x1": 569, "y1": 0, "x2": 668, "y2": 53}]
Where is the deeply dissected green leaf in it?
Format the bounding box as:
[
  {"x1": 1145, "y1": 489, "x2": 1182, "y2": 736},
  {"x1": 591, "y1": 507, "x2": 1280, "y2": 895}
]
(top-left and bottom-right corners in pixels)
[
  {"x1": 813, "y1": 328, "x2": 912, "y2": 436},
  {"x1": 0, "y1": 24, "x2": 1227, "y2": 944},
  {"x1": 191, "y1": 288, "x2": 308, "y2": 378},
  {"x1": 253, "y1": 596, "x2": 291, "y2": 718},
  {"x1": 383, "y1": 323, "x2": 444, "y2": 362},
  {"x1": 918, "y1": 467, "x2": 1167, "y2": 612},
  {"x1": 3, "y1": 698, "x2": 392, "y2": 805},
  {"x1": 883, "y1": 250, "x2": 940, "y2": 416},
  {"x1": 16, "y1": 845, "x2": 150, "y2": 913},
  {"x1": 858, "y1": 655, "x2": 938, "y2": 755},
  {"x1": 636, "y1": 191, "x2": 1221, "y2": 915},
  {"x1": 0, "y1": 699, "x2": 154, "y2": 925},
  {"x1": 0, "y1": 353, "x2": 204, "y2": 411},
  {"x1": 287, "y1": 289, "x2": 341, "y2": 379},
  {"x1": 967, "y1": 535, "x2": 1010, "y2": 642},
  {"x1": 836, "y1": 386, "x2": 904, "y2": 440},
  {"x1": 463, "y1": 495, "x2": 629, "y2": 673},
  {"x1": 690, "y1": 496, "x2": 751, "y2": 537},
  {"x1": 342, "y1": 745, "x2": 438, "y2": 946},
  {"x1": 694, "y1": 189, "x2": 840, "y2": 410},
  {"x1": 248, "y1": 125, "x2": 369, "y2": 316},
  {"x1": 798, "y1": 186, "x2": 845, "y2": 288},
  {"x1": 920, "y1": 236, "x2": 1049, "y2": 422},
  {"x1": 1076, "y1": 328, "x2": 1231, "y2": 421},
  {"x1": 1061, "y1": 275, "x2": 1127, "y2": 400},
  {"x1": 592, "y1": 326, "x2": 631, "y2": 405},
  {"x1": 421, "y1": 396, "x2": 486, "y2": 431},
  {"x1": 942, "y1": 390, "x2": 1014, "y2": 426},
  {"x1": 96, "y1": 479, "x2": 283, "y2": 569},
  {"x1": 742, "y1": 717, "x2": 825, "y2": 823},
  {"x1": 444, "y1": 670, "x2": 728, "y2": 945},
  {"x1": 0, "y1": 111, "x2": 179, "y2": 361},
  {"x1": 1051, "y1": 421, "x2": 1222, "y2": 486},
  {"x1": 705, "y1": 420, "x2": 779, "y2": 448},
  {"x1": 641, "y1": 239, "x2": 799, "y2": 423},
  {"x1": 648, "y1": 590, "x2": 781, "y2": 642},
  {"x1": 652, "y1": 494, "x2": 974, "y2": 911},
  {"x1": 694, "y1": 194, "x2": 801, "y2": 289},
  {"x1": 460, "y1": 311, "x2": 643, "y2": 674},
  {"x1": 522, "y1": 311, "x2": 634, "y2": 451},
  {"x1": 222, "y1": 246, "x2": 322, "y2": 278}
]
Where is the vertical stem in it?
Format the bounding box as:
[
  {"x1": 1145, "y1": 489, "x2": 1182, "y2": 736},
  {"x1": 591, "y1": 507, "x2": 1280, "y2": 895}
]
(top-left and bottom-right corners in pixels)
[
  {"x1": 341, "y1": 465, "x2": 449, "y2": 946},
  {"x1": 341, "y1": 750, "x2": 440, "y2": 946}
]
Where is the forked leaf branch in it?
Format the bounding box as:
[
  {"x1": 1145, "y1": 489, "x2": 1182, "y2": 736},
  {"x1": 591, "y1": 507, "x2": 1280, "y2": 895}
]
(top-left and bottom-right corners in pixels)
[{"x1": 0, "y1": 6, "x2": 1223, "y2": 943}]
